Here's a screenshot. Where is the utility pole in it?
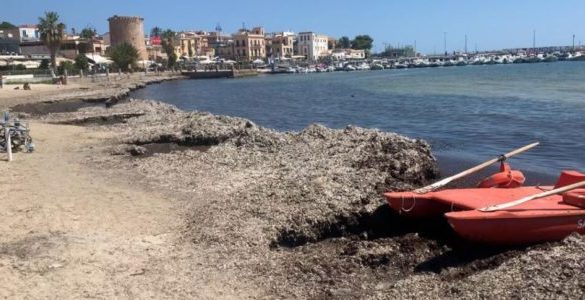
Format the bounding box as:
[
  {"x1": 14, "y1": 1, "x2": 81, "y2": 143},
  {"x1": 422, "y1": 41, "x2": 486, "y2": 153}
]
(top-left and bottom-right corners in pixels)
[
  {"x1": 443, "y1": 32, "x2": 447, "y2": 56},
  {"x1": 414, "y1": 40, "x2": 417, "y2": 56},
  {"x1": 532, "y1": 29, "x2": 536, "y2": 54}
]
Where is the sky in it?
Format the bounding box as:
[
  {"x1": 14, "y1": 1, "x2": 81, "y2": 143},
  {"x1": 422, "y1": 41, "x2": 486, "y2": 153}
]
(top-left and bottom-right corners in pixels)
[{"x1": 2, "y1": 0, "x2": 585, "y2": 54}]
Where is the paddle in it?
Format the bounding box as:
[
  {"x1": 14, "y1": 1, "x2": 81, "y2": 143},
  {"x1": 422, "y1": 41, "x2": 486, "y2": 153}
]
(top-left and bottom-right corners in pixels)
[
  {"x1": 479, "y1": 180, "x2": 585, "y2": 212},
  {"x1": 414, "y1": 142, "x2": 539, "y2": 194}
]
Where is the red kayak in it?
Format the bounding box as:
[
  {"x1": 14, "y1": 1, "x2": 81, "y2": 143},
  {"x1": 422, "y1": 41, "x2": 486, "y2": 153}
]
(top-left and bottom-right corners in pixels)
[
  {"x1": 384, "y1": 162, "x2": 527, "y2": 217},
  {"x1": 385, "y1": 170, "x2": 585, "y2": 244},
  {"x1": 445, "y1": 188, "x2": 585, "y2": 245}
]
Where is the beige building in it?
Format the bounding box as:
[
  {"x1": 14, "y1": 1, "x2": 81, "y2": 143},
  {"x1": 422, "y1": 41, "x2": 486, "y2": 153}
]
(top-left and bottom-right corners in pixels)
[
  {"x1": 270, "y1": 32, "x2": 294, "y2": 58},
  {"x1": 107, "y1": 15, "x2": 147, "y2": 60},
  {"x1": 232, "y1": 27, "x2": 266, "y2": 61},
  {"x1": 175, "y1": 31, "x2": 214, "y2": 59}
]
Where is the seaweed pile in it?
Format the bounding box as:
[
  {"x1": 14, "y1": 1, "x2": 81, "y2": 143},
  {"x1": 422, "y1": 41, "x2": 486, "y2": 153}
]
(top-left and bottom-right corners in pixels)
[{"x1": 41, "y1": 100, "x2": 584, "y2": 299}]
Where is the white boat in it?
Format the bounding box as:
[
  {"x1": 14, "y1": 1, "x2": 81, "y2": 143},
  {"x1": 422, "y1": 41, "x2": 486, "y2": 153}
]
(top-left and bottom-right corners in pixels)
[
  {"x1": 344, "y1": 65, "x2": 356, "y2": 71},
  {"x1": 370, "y1": 64, "x2": 384, "y2": 70},
  {"x1": 356, "y1": 63, "x2": 371, "y2": 70}
]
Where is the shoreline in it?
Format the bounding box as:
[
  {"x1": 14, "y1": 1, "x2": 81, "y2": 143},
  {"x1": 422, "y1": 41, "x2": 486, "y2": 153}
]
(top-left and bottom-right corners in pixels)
[
  {"x1": 4, "y1": 76, "x2": 563, "y2": 186},
  {"x1": 1, "y1": 78, "x2": 583, "y2": 298},
  {"x1": 0, "y1": 72, "x2": 185, "y2": 112}
]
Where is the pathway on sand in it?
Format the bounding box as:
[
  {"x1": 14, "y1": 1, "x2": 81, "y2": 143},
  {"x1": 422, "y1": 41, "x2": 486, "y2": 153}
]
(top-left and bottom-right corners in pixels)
[{"x1": 0, "y1": 122, "x2": 250, "y2": 298}]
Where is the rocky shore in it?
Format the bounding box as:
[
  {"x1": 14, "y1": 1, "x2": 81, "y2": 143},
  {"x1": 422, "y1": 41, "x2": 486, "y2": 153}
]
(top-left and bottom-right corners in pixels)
[{"x1": 2, "y1": 79, "x2": 584, "y2": 298}]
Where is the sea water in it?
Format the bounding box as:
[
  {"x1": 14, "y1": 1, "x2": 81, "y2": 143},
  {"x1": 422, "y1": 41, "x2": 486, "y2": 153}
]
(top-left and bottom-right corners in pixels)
[{"x1": 131, "y1": 62, "x2": 585, "y2": 182}]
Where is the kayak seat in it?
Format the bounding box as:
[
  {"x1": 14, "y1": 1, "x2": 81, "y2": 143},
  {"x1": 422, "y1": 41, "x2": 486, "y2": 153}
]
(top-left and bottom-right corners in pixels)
[
  {"x1": 562, "y1": 189, "x2": 585, "y2": 208},
  {"x1": 554, "y1": 170, "x2": 585, "y2": 189}
]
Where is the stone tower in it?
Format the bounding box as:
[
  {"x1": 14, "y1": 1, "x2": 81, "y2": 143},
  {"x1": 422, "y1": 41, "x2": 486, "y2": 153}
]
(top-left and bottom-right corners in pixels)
[{"x1": 108, "y1": 15, "x2": 147, "y2": 60}]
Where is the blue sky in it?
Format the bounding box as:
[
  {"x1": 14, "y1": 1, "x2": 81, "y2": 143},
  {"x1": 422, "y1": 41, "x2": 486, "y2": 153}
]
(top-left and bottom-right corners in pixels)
[{"x1": 2, "y1": 0, "x2": 584, "y2": 53}]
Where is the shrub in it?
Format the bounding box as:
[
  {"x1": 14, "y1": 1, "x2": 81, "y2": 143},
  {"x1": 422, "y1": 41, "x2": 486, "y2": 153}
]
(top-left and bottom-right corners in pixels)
[
  {"x1": 109, "y1": 42, "x2": 139, "y2": 72},
  {"x1": 74, "y1": 54, "x2": 89, "y2": 72},
  {"x1": 57, "y1": 61, "x2": 76, "y2": 75}
]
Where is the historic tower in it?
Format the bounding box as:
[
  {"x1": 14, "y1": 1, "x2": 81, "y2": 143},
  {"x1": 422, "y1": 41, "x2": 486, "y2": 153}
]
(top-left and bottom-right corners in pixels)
[{"x1": 108, "y1": 15, "x2": 147, "y2": 60}]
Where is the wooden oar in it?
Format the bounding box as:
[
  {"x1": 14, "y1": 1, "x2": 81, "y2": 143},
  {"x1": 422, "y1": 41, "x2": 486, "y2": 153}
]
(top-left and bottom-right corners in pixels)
[
  {"x1": 414, "y1": 142, "x2": 539, "y2": 194},
  {"x1": 480, "y1": 180, "x2": 585, "y2": 212}
]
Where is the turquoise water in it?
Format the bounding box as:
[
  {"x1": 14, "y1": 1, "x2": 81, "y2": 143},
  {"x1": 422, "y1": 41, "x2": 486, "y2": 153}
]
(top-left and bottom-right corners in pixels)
[{"x1": 131, "y1": 62, "x2": 585, "y2": 180}]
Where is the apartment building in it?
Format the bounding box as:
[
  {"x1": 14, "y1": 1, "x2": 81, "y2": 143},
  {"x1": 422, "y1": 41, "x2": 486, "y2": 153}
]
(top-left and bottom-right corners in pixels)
[
  {"x1": 232, "y1": 27, "x2": 266, "y2": 61},
  {"x1": 296, "y1": 32, "x2": 328, "y2": 61},
  {"x1": 270, "y1": 32, "x2": 295, "y2": 58},
  {"x1": 176, "y1": 31, "x2": 214, "y2": 59}
]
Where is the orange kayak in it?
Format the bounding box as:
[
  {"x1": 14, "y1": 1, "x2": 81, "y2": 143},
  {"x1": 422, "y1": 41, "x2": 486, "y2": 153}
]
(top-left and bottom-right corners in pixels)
[
  {"x1": 445, "y1": 190, "x2": 585, "y2": 245},
  {"x1": 384, "y1": 170, "x2": 585, "y2": 217},
  {"x1": 384, "y1": 186, "x2": 551, "y2": 217},
  {"x1": 384, "y1": 170, "x2": 585, "y2": 244}
]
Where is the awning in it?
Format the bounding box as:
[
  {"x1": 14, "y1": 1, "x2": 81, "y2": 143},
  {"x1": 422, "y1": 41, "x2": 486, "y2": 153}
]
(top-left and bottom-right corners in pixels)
[{"x1": 85, "y1": 53, "x2": 112, "y2": 64}]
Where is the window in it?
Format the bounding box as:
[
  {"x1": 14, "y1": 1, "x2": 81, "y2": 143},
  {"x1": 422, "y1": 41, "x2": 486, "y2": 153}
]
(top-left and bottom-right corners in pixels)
[{"x1": 236, "y1": 40, "x2": 240, "y2": 47}]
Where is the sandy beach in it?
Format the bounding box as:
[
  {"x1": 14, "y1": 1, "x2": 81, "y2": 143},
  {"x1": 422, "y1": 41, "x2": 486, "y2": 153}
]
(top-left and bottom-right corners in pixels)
[{"x1": 0, "y1": 78, "x2": 583, "y2": 299}]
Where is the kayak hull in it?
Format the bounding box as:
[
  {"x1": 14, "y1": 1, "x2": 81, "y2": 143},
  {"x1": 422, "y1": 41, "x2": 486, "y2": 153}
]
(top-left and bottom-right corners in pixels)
[
  {"x1": 384, "y1": 187, "x2": 550, "y2": 218},
  {"x1": 384, "y1": 191, "x2": 452, "y2": 218},
  {"x1": 446, "y1": 210, "x2": 585, "y2": 245}
]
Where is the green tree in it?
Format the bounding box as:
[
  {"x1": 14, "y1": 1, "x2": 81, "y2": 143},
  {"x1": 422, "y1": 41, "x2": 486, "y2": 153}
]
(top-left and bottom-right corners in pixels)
[
  {"x1": 351, "y1": 35, "x2": 374, "y2": 50},
  {"x1": 161, "y1": 29, "x2": 177, "y2": 68},
  {"x1": 109, "y1": 42, "x2": 139, "y2": 72},
  {"x1": 38, "y1": 11, "x2": 66, "y2": 72},
  {"x1": 150, "y1": 26, "x2": 162, "y2": 38},
  {"x1": 0, "y1": 21, "x2": 16, "y2": 29},
  {"x1": 337, "y1": 36, "x2": 351, "y2": 49},
  {"x1": 39, "y1": 59, "x2": 50, "y2": 70},
  {"x1": 351, "y1": 35, "x2": 374, "y2": 57},
  {"x1": 79, "y1": 26, "x2": 97, "y2": 40},
  {"x1": 79, "y1": 26, "x2": 97, "y2": 54},
  {"x1": 74, "y1": 54, "x2": 89, "y2": 71},
  {"x1": 57, "y1": 60, "x2": 75, "y2": 75}
]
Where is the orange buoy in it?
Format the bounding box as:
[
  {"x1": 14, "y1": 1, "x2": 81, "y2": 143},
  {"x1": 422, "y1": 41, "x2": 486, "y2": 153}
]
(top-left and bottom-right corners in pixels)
[{"x1": 477, "y1": 162, "x2": 525, "y2": 188}]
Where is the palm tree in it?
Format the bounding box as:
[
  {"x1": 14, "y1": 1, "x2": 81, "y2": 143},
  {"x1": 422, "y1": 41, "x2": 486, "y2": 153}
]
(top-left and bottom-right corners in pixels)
[
  {"x1": 38, "y1": 11, "x2": 66, "y2": 72},
  {"x1": 79, "y1": 26, "x2": 97, "y2": 55},
  {"x1": 80, "y1": 26, "x2": 97, "y2": 40},
  {"x1": 161, "y1": 29, "x2": 178, "y2": 68}
]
